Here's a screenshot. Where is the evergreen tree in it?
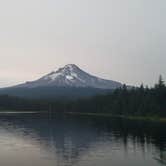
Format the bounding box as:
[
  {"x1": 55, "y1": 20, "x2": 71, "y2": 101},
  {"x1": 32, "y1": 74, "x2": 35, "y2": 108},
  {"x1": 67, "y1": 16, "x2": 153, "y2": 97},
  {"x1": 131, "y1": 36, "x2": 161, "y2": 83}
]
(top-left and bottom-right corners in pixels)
[{"x1": 155, "y1": 75, "x2": 165, "y2": 89}]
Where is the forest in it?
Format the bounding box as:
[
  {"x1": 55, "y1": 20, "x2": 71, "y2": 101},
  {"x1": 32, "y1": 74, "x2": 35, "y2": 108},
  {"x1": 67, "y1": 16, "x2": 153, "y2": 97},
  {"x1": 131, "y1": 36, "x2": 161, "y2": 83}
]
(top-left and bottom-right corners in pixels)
[{"x1": 0, "y1": 76, "x2": 165, "y2": 118}]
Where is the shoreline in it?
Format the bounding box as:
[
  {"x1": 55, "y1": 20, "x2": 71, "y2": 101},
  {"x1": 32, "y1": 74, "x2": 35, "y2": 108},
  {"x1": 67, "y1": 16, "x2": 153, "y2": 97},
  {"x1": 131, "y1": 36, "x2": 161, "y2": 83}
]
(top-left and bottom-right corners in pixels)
[
  {"x1": 0, "y1": 110, "x2": 166, "y2": 123},
  {"x1": 66, "y1": 112, "x2": 166, "y2": 123}
]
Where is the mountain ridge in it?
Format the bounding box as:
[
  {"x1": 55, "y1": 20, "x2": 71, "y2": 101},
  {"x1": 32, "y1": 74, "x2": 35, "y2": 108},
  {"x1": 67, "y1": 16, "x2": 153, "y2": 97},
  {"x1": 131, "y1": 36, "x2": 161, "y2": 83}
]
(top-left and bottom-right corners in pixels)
[
  {"x1": 15, "y1": 64, "x2": 122, "y2": 89},
  {"x1": 0, "y1": 64, "x2": 123, "y2": 99}
]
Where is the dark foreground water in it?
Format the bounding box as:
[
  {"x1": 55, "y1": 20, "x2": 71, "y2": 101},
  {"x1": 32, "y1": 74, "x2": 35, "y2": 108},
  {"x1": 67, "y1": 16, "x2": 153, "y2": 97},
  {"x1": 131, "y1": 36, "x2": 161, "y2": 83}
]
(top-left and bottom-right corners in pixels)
[{"x1": 0, "y1": 113, "x2": 165, "y2": 166}]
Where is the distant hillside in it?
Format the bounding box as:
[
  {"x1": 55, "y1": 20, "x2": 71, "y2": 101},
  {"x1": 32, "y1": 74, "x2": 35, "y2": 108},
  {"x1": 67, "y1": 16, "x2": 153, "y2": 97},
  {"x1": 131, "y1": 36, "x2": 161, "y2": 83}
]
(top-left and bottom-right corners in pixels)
[{"x1": 0, "y1": 86, "x2": 112, "y2": 99}]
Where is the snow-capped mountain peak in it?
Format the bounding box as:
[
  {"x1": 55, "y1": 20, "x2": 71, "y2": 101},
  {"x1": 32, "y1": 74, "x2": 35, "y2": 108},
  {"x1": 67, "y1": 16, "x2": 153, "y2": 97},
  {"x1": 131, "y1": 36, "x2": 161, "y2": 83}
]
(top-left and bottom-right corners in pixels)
[
  {"x1": 43, "y1": 64, "x2": 84, "y2": 82},
  {"x1": 16, "y1": 64, "x2": 122, "y2": 89}
]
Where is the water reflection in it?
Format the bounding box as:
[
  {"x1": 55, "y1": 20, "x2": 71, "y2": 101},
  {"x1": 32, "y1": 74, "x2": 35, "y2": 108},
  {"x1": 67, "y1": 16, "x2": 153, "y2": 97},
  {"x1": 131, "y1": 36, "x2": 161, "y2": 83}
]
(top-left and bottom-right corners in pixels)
[{"x1": 0, "y1": 113, "x2": 165, "y2": 166}]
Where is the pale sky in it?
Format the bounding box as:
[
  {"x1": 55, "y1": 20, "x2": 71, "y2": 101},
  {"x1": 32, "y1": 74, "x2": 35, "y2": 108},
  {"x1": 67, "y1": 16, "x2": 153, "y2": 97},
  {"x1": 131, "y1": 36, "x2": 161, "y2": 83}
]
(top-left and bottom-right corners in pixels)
[{"x1": 0, "y1": 0, "x2": 166, "y2": 87}]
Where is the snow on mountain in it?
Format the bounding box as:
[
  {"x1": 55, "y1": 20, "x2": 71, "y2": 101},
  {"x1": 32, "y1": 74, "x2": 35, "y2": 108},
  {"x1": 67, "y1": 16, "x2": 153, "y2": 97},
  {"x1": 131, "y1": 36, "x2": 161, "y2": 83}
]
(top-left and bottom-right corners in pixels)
[{"x1": 16, "y1": 64, "x2": 122, "y2": 89}]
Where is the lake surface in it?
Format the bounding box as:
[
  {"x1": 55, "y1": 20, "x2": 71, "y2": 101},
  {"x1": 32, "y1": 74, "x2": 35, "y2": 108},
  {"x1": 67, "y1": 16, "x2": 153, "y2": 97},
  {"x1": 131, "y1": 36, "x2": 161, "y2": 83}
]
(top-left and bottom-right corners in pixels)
[{"x1": 0, "y1": 113, "x2": 165, "y2": 166}]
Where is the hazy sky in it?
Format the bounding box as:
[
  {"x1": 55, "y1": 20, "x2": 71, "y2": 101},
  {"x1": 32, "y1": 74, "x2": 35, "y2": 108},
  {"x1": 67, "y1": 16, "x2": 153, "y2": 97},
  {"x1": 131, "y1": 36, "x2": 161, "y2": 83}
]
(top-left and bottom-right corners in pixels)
[{"x1": 0, "y1": 0, "x2": 166, "y2": 87}]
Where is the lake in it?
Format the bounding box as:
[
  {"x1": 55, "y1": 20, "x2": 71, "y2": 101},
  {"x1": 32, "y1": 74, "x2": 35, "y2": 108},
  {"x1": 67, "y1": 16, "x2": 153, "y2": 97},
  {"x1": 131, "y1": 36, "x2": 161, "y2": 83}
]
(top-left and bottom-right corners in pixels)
[{"x1": 0, "y1": 113, "x2": 165, "y2": 166}]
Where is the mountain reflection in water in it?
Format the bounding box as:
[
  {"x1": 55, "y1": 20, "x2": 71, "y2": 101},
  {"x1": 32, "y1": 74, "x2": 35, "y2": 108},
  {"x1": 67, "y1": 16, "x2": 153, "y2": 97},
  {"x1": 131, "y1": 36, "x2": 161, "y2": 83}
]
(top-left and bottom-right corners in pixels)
[{"x1": 0, "y1": 113, "x2": 165, "y2": 166}]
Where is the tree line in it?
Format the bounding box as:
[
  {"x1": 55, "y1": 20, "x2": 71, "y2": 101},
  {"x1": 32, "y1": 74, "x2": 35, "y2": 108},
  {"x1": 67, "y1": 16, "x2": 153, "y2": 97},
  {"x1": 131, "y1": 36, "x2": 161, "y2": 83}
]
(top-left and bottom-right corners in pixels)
[{"x1": 0, "y1": 75, "x2": 165, "y2": 117}]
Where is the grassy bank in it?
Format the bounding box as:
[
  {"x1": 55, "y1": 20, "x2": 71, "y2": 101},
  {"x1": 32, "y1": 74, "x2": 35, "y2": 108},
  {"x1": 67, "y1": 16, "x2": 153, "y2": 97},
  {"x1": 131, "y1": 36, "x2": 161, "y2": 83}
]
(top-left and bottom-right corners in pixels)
[
  {"x1": 67, "y1": 112, "x2": 166, "y2": 123},
  {"x1": 0, "y1": 109, "x2": 46, "y2": 113},
  {"x1": 0, "y1": 109, "x2": 166, "y2": 123}
]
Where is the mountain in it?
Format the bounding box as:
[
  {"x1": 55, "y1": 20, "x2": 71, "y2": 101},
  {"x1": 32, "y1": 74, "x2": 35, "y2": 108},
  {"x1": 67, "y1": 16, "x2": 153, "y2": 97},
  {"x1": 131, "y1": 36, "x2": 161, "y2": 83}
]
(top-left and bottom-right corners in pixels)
[
  {"x1": 16, "y1": 64, "x2": 122, "y2": 89},
  {"x1": 0, "y1": 64, "x2": 123, "y2": 99}
]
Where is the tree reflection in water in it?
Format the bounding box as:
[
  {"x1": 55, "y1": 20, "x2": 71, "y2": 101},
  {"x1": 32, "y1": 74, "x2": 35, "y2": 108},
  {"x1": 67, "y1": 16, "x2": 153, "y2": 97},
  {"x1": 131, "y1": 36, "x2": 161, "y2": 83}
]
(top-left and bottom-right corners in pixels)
[{"x1": 0, "y1": 113, "x2": 165, "y2": 166}]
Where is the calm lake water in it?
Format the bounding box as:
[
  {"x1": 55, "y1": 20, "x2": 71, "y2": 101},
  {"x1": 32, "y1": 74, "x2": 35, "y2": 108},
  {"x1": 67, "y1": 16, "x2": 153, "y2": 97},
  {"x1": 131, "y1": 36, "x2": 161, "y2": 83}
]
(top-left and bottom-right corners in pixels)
[{"x1": 0, "y1": 113, "x2": 165, "y2": 166}]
